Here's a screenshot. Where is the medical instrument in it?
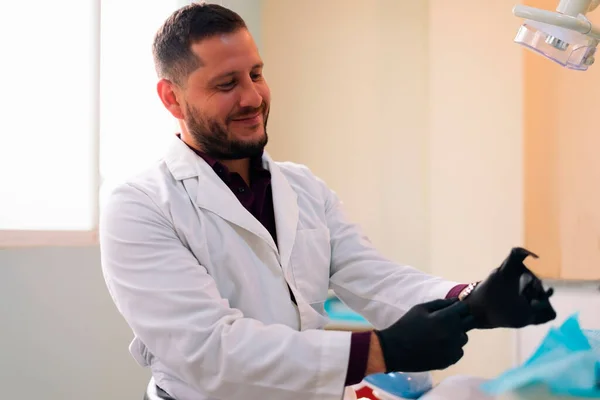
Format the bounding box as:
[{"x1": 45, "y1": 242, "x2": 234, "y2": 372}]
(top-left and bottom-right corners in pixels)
[{"x1": 512, "y1": 0, "x2": 600, "y2": 70}]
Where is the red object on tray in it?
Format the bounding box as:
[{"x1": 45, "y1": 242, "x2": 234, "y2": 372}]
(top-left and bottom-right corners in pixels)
[{"x1": 354, "y1": 385, "x2": 378, "y2": 399}]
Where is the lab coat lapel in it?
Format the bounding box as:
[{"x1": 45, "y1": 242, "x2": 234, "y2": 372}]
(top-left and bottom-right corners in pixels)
[
  {"x1": 164, "y1": 137, "x2": 278, "y2": 253},
  {"x1": 264, "y1": 153, "x2": 299, "y2": 273},
  {"x1": 196, "y1": 169, "x2": 280, "y2": 253}
]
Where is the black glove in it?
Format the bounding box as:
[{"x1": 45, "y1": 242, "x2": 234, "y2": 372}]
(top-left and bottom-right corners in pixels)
[
  {"x1": 464, "y1": 247, "x2": 557, "y2": 329},
  {"x1": 374, "y1": 298, "x2": 473, "y2": 373}
]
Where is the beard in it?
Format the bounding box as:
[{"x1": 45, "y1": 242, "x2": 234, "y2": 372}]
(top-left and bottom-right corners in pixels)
[{"x1": 185, "y1": 102, "x2": 269, "y2": 160}]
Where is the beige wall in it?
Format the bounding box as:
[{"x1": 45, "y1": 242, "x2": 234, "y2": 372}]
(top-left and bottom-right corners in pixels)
[
  {"x1": 261, "y1": 0, "x2": 526, "y2": 379},
  {"x1": 262, "y1": 0, "x2": 432, "y2": 270},
  {"x1": 428, "y1": 0, "x2": 525, "y2": 380}
]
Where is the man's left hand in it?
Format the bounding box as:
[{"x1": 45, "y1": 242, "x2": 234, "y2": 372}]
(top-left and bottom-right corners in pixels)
[{"x1": 463, "y1": 247, "x2": 557, "y2": 330}]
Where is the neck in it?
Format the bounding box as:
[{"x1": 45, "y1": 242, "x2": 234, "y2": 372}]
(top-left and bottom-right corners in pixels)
[{"x1": 221, "y1": 158, "x2": 251, "y2": 184}]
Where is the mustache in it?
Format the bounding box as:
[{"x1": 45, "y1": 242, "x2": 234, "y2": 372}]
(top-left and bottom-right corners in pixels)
[{"x1": 229, "y1": 102, "x2": 268, "y2": 120}]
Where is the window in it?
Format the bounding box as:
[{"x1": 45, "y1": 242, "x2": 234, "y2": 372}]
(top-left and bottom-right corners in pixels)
[
  {"x1": 99, "y1": 0, "x2": 185, "y2": 208},
  {"x1": 0, "y1": 0, "x2": 188, "y2": 247},
  {"x1": 0, "y1": 0, "x2": 98, "y2": 247}
]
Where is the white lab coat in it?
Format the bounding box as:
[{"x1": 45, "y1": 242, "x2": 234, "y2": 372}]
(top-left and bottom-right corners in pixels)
[{"x1": 99, "y1": 136, "x2": 460, "y2": 400}]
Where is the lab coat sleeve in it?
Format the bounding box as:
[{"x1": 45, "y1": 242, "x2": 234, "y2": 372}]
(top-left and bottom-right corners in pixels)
[
  {"x1": 99, "y1": 183, "x2": 351, "y2": 400},
  {"x1": 314, "y1": 176, "x2": 462, "y2": 330}
]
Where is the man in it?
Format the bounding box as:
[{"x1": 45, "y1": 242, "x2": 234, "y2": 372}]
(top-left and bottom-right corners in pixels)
[{"x1": 99, "y1": 3, "x2": 556, "y2": 400}]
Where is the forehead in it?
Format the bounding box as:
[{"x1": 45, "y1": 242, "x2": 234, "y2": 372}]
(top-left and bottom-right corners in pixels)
[{"x1": 189, "y1": 29, "x2": 262, "y2": 78}]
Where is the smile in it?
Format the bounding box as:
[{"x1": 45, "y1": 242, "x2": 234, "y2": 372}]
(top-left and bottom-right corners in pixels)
[{"x1": 231, "y1": 114, "x2": 262, "y2": 124}]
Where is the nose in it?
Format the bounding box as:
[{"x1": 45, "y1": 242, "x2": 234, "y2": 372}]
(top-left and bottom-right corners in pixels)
[{"x1": 238, "y1": 80, "x2": 263, "y2": 109}]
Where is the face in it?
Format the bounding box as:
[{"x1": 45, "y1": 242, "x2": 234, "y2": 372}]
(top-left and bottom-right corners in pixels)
[{"x1": 158, "y1": 28, "x2": 270, "y2": 160}]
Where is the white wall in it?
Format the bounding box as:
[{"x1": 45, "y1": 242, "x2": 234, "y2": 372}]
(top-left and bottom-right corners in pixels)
[{"x1": 0, "y1": 247, "x2": 149, "y2": 398}]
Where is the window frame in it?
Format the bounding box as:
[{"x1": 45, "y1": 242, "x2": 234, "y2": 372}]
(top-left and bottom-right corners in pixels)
[{"x1": 0, "y1": 231, "x2": 99, "y2": 248}]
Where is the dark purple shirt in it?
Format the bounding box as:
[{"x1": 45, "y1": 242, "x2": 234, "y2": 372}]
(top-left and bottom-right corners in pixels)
[{"x1": 190, "y1": 145, "x2": 467, "y2": 386}]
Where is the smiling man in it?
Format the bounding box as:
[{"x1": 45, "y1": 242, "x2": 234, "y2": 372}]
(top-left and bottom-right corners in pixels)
[{"x1": 99, "y1": 3, "x2": 556, "y2": 400}]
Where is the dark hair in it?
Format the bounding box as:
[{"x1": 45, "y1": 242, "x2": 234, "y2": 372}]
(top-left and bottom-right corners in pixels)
[{"x1": 152, "y1": 2, "x2": 247, "y2": 86}]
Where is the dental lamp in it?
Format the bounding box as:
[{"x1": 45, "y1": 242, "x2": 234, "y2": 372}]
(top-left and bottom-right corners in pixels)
[{"x1": 513, "y1": 0, "x2": 600, "y2": 70}]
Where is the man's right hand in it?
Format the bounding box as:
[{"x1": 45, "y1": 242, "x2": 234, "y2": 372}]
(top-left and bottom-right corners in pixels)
[{"x1": 373, "y1": 298, "x2": 473, "y2": 373}]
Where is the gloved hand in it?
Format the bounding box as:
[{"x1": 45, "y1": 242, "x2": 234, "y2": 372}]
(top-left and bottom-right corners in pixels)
[
  {"x1": 464, "y1": 247, "x2": 557, "y2": 330},
  {"x1": 374, "y1": 298, "x2": 473, "y2": 373}
]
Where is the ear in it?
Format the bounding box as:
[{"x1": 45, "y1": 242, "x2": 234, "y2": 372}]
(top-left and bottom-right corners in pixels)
[{"x1": 157, "y1": 79, "x2": 185, "y2": 120}]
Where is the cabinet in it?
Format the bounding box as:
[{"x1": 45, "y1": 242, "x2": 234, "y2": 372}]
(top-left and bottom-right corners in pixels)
[{"x1": 524, "y1": 4, "x2": 600, "y2": 279}]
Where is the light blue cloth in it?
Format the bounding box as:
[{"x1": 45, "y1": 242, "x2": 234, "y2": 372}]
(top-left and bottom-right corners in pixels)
[
  {"x1": 481, "y1": 314, "x2": 600, "y2": 397},
  {"x1": 363, "y1": 372, "x2": 433, "y2": 399}
]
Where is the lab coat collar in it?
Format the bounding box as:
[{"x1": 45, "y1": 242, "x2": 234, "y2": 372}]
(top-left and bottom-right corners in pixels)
[
  {"x1": 163, "y1": 135, "x2": 209, "y2": 180},
  {"x1": 163, "y1": 135, "x2": 299, "y2": 269}
]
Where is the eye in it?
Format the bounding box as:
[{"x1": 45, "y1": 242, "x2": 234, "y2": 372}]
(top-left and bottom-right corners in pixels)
[
  {"x1": 251, "y1": 72, "x2": 262, "y2": 81},
  {"x1": 217, "y1": 80, "x2": 236, "y2": 91}
]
